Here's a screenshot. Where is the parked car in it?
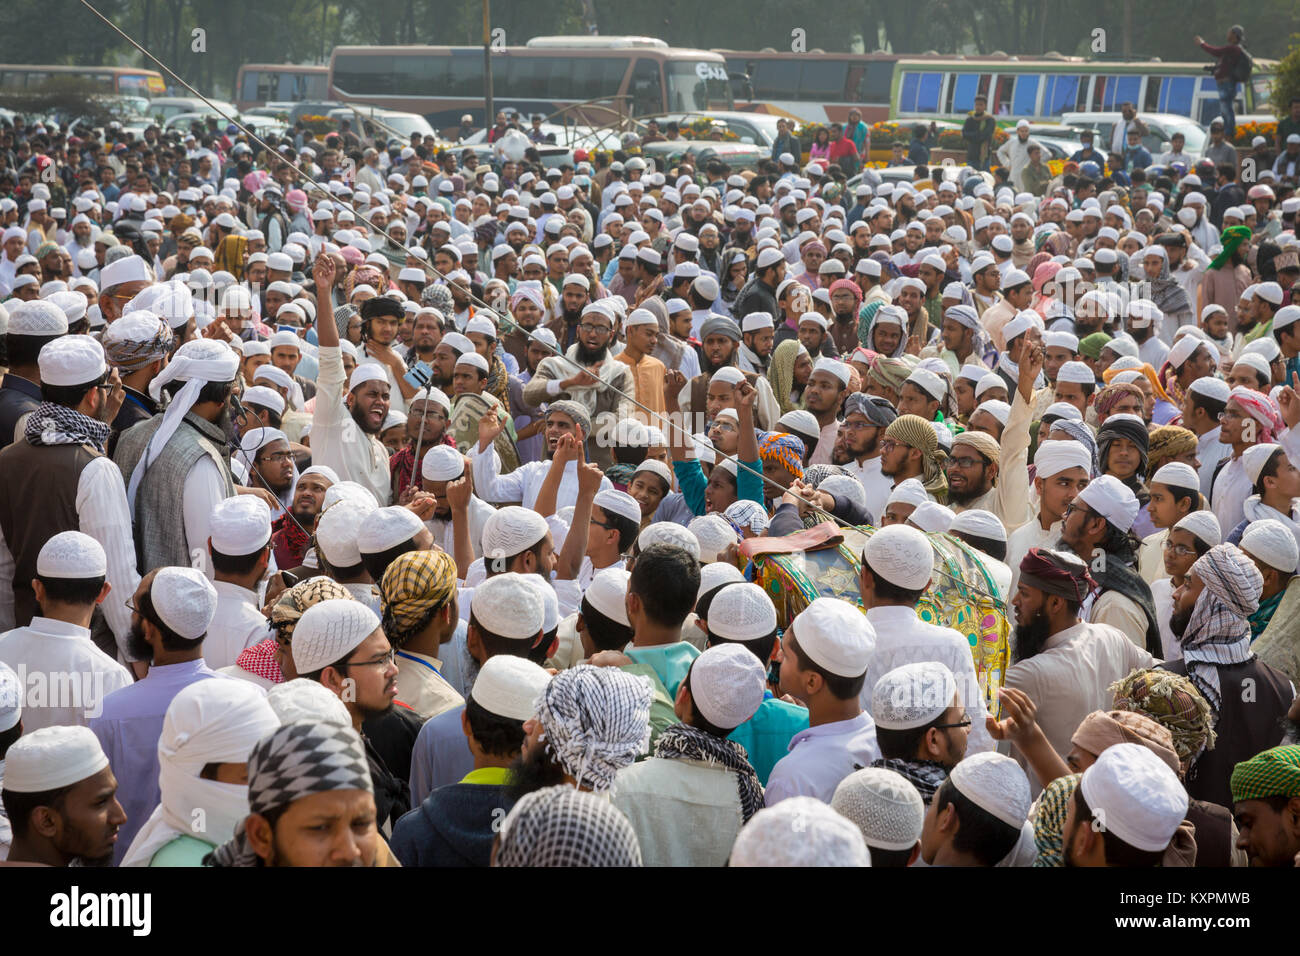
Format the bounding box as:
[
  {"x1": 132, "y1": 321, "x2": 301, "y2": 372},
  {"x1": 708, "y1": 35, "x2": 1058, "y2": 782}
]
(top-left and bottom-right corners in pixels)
[
  {"x1": 639, "y1": 110, "x2": 784, "y2": 148},
  {"x1": 148, "y1": 96, "x2": 238, "y2": 124},
  {"x1": 639, "y1": 140, "x2": 768, "y2": 172},
  {"x1": 1060, "y1": 111, "x2": 1207, "y2": 158}
]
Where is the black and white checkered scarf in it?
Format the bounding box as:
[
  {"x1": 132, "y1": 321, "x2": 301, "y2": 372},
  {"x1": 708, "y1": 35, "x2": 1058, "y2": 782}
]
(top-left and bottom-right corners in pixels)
[
  {"x1": 205, "y1": 721, "x2": 372, "y2": 868},
  {"x1": 25, "y1": 402, "x2": 110, "y2": 453},
  {"x1": 653, "y1": 723, "x2": 764, "y2": 823}
]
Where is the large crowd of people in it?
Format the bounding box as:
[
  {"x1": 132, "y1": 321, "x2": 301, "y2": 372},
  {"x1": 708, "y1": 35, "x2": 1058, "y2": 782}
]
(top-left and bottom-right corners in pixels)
[{"x1": 0, "y1": 74, "x2": 1298, "y2": 870}]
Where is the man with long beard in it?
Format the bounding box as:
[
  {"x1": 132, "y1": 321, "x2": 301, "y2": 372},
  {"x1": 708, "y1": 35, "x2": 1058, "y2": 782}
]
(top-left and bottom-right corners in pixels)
[
  {"x1": 1003, "y1": 548, "x2": 1154, "y2": 792},
  {"x1": 522, "y1": 302, "x2": 634, "y2": 469},
  {"x1": 832, "y1": 393, "x2": 896, "y2": 523},
  {"x1": 292, "y1": 599, "x2": 409, "y2": 831},
  {"x1": 308, "y1": 255, "x2": 393, "y2": 505},
  {"x1": 88, "y1": 566, "x2": 222, "y2": 863}
]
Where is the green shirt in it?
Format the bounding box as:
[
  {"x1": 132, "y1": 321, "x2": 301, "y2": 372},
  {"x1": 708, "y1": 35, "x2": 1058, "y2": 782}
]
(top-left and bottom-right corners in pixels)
[
  {"x1": 461, "y1": 766, "x2": 512, "y2": 786},
  {"x1": 619, "y1": 661, "x2": 677, "y2": 753}
]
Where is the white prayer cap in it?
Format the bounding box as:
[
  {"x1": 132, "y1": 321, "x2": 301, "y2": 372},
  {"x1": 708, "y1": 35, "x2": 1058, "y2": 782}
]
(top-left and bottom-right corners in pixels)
[
  {"x1": 471, "y1": 655, "x2": 552, "y2": 721},
  {"x1": 731, "y1": 796, "x2": 871, "y2": 867},
  {"x1": 411, "y1": 385, "x2": 452, "y2": 415},
  {"x1": 812, "y1": 357, "x2": 851, "y2": 387},
  {"x1": 46, "y1": 290, "x2": 87, "y2": 323},
  {"x1": 1243, "y1": 337, "x2": 1282, "y2": 362},
  {"x1": 972, "y1": 400, "x2": 1008, "y2": 426},
  {"x1": 210, "y1": 495, "x2": 271, "y2": 555},
  {"x1": 465, "y1": 315, "x2": 497, "y2": 339},
  {"x1": 3, "y1": 725, "x2": 109, "y2": 792},
  {"x1": 455, "y1": 351, "x2": 490, "y2": 375},
  {"x1": 789, "y1": 597, "x2": 875, "y2": 678},
  {"x1": 863, "y1": 524, "x2": 934, "y2": 591},
  {"x1": 1075, "y1": 474, "x2": 1140, "y2": 532},
  {"x1": 99, "y1": 254, "x2": 150, "y2": 289},
  {"x1": 1103, "y1": 336, "x2": 1139, "y2": 359},
  {"x1": 887, "y1": 477, "x2": 929, "y2": 509},
  {"x1": 1034, "y1": 438, "x2": 1092, "y2": 481},
  {"x1": 36, "y1": 530, "x2": 106, "y2": 579},
  {"x1": 905, "y1": 367, "x2": 946, "y2": 401},
  {"x1": 265, "y1": 678, "x2": 352, "y2": 726},
  {"x1": 777, "y1": 409, "x2": 820, "y2": 442},
  {"x1": 1187, "y1": 376, "x2": 1231, "y2": 403},
  {"x1": 1173, "y1": 510, "x2": 1221, "y2": 547},
  {"x1": 421, "y1": 444, "x2": 465, "y2": 482},
  {"x1": 974, "y1": 372, "x2": 1007, "y2": 398},
  {"x1": 241, "y1": 339, "x2": 271, "y2": 358},
  {"x1": 690, "y1": 642, "x2": 766, "y2": 729},
  {"x1": 957, "y1": 364, "x2": 987, "y2": 383},
  {"x1": 1241, "y1": 518, "x2": 1300, "y2": 574},
  {"x1": 36, "y1": 334, "x2": 106, "y2": 388},
  {"x1": 242, "y1": 385, "x2": 286, "y2": 417},
  {"x1": 741, "y1": 311, "x2": 775, "y2": 333},
  {"x1": 472, "y1": 572, "x2": 546, "y2": 640},
  {"x1": 293, "y1": 599, "x2": 381, "y2": 674},
  {"x1": 1001, "y1": 312, "x2": 1039, "y2": 342},
  {"x1": 357, "y1": 505, "x2": 426, "y2": 555},
  {"x1": 151, "y1": 566, "x2": 219, "y2": 639},
  {"x1": 1256, "y1": 281, "x2": 1285, "y2": 305},
  {"x1": 706, "y1": 582, "x2": 777, "y2": 642},
  {"x1": 316, "y1": 497, "x2": 377, "y2": 568},
  {"x1": 1274, "y1": 305, "x2": 1300, "y2": 332},
  {"x1": 949, "y1": 751, "x2": 1032, "y2": 829},
  {"x1": 1234, "y1": 352, "x2": 1271, "y2": 381},
  {"x1": 299, "y1": 465, "x2": 339, "y2": 487},
  {"x1": 1000, "y1": 268, "x2": 1031, "y2": 288},
  {"x1": 1044, "y1": 402, "x2": 1083, "y2": 421},
  {"x1": 7, "y1": 299, "x2": 69, "y2": 335},
  {"x1": 832, "y1": 767, "x2": 925, "y2": 852},
  {"x1": 756, "y1": 247, "x2": 784, "y2": 269},
  {"x1": 697, "y1": 562, "x2": 745, "y2": 603},
  {"x1": 583, "y1": 567, "x2": 631, "y2": 625},
  {"x1": 482, "y1": 506, "x2": 551, "y2": 559},
  {"x1": 688, "y1": 514, "x2": 739, "y2": 563},
  {"x1": 593, "y1": 489, "x2": 641, "y2": 526},
  {"x1": 254, "y1": 364, "x2": 293, "y2": 391},
  {"x1": 321, "y1": 480, "x2": 377, "y2": 512},
  {"x1": 872, "y1": 661, "x2": 957, "y2": 730},
  {"x1": 348, "y1": 363, "x2": 388, "y2": 391},
  {"x1": 637, "y1": 521, "x2": 700, "y2": 561},
  {"x1": 1078, "y1": 742, "x2": 1187, "y2": 853},
  {"x1": 1043, "y1": 330, "x2": 1079, "y2": 352},
  {"x1": 624, "y1": 308, "x2": 658, "y2": 329},
  {"x1": 949, "y1": 508, "x2": 1007, "y2": 543},
  {"x1": 908, "y1": 500, "x2": 955, "y2": 534},
  {"x1": 1150, "y1": 462, "x2": 1200, "y2": 491},
  {"x1": 632, "y1": 459, "x2": 672, "y2": 487},
  {"x1": 710, "y1": 366, "x2": 745, "y2": 387},
  {"x1": 0, "y1": 661, "x2": 20, "y2": 732},
  {"x1": 1242, "y1": 443, "x2": 1282, "y2": 485},
  {"x1": 268, "y1": 330, "x2": 301, "y2": 351}
]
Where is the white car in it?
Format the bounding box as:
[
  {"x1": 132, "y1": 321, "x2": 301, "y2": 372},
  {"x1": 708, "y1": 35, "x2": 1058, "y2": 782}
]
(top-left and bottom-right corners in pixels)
[
  {"x1": 149, "y1": 96, "x2": 239, "y2": 124},
  {"x1": 1060, "y1": 111, "x2": 1207, "y2": 158}
]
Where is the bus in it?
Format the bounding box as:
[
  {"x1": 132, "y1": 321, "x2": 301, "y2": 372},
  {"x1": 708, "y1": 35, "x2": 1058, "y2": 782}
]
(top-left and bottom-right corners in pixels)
[
  {"x1": 327, "y1": 38, "x2": 733, "y2": 134},
  {"x1": 0, "y1": 64, "x2": 167, "y2": 97},
  {"x1": 890, "y1": 56, "x2": 1277, "y2": 127},
  {"x1": 717, "y1": 50, "x2": 904, "y2": 124},
  {"x1": 235, "y1": 63, "x2": 329, "y2": 111}
]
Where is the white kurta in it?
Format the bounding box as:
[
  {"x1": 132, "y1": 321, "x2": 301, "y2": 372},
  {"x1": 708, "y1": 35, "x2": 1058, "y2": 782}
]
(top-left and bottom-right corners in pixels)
[
  {"x1": 470, "y1": 450, "x2": 610, "y2": 512},
  {"x1": 311, "y1": 345, "x2": 391, "y2": 507},
  {"x1": 204, "y1": 581, "x2": 271, "y2": 671},
  {"x1": 1196, "y1": 426, "x2": 1231, "y2": 499},
  {"x1": 0, "y1": 617, "x2": 132, "y2": 730},
  {"x1": 1211, "y1": 454, "x2": 1250, "y2": 540},
  {"x1": 424, "y1": 495, "x2": 495, "y2": 561},
  {"x1": 1006, "y1": 518, "x2": 1062, "y2": 598},
  {"x1": 862, "y1": 605, "x2": 996, "y2": 755},
  {"x1": 844, "y1": 454, "x2": 892, "y2": 525},
  {"x1": 764, "y1": 712, "x2": 879, "y2": 806},
  {"x1": 612, "y1": 756, "x2": 746, "y2": 867}
]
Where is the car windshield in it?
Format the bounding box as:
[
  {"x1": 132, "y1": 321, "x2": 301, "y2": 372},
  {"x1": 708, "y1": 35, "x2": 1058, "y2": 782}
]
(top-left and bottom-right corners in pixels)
[{"x1": 372, "y1": 113, "x2": 434, "y2": 139}]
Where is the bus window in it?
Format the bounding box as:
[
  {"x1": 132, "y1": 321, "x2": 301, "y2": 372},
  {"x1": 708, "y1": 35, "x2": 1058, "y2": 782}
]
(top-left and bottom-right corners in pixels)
[
  {"x1": 665, "y1": 60, "x2": 730, "y2": 111},
  {"x1": 632, "y1": 58, "x2": 663, "y2": 114},
  {"x1": 1158, "y1": 76, "x2": 1195, "y2": 115},
  {"x1": 572, "y1": 57, "x2": 627, "y2": 100},
  {"x1": 846, "y1": 61, "x2": 896, "y2": 104},
  {"x1": 1144, "y1": 77, "x2": 1161, "y2": 112},
  {"x1": 992, "y1": 75, "x2": 1014, "y2": 114},
  {"x1": 1042, "y1": 75, "x2": 1080, "y2": 115},
  {"x1": 1095, "y1": 75, "x2": 1140, "y2": 111},
  {"x1": 1012, "y1": 75, "x2": 1040, "y2": 116},
  {"x1": 753, "y1": 59, "x2": 800, "y2": 100},
  {"x1": 799, "y1": 60, "x2": 848, "y2": 101},
  {"x1": 948, "y1": 74, "x2": 975, "y2": 113},
  {"x1": 446, "y1": 50, "x2": 484, "y2": 98},
  {"x1": 899, "y1": 72, "x2": 942, "y2": 113}
]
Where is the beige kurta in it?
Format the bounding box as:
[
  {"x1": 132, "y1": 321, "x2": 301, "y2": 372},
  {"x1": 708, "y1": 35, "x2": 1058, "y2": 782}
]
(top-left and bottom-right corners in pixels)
[{"x1": 394, "y1": 650, "x2": 464, "y2": 720}]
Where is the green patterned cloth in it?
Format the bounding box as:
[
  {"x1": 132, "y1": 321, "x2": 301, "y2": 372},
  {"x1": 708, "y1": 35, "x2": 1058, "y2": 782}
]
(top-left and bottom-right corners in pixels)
[{"x1": 1230, "y1": 745, "x2": 1300, "y2": 803}]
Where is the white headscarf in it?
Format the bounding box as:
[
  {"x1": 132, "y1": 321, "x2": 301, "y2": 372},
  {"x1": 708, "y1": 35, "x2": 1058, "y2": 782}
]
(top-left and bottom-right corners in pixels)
[
  {"x1": 120, "y1": 680, "x2": 279, "y2": 867},
  {"x1": 127, "y1": 338, "x2": 240, "y2": 509}
]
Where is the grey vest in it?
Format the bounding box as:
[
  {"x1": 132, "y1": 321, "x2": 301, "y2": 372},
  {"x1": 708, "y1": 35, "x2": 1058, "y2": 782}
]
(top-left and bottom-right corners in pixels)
[{"x1": 113, "y1": 411, "x2": 236, "y2": 574}]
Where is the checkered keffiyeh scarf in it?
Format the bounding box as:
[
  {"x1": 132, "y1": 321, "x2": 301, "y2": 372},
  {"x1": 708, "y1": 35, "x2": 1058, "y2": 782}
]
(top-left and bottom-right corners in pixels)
[
  {"x1": 494, "y1": 785, "x2": 642, "y2": 867},
  {"x1": 870, "y1": 757, "x2": 950, "y2": 805},
  {"x1": 379, "y1": 549, "x2": 457, "y2": 644},
  {"x1": 535, "y1": 665, "x2": 652, "y2": 792},
  {"x1": 652, "y1": 723, "x2": 763, "y2": 823},
  {"x1": 205, "y1": 721, "x2": 372, "y2": 868},
  {"x1": 1179, "y1": 544, "x2": 1263, "y2": 715},
  {"x1": 105, "y1": 321, "x2": 174, "y2": 373},
  {"x1": 25, "y1": 402, "x2": 111, "y2": 453}
]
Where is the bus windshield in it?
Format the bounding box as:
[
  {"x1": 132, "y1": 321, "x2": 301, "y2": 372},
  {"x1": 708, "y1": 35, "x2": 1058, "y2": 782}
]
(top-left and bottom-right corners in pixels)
[{"x1": 665, "y1": 60, "x2": 733, "y2": 111}]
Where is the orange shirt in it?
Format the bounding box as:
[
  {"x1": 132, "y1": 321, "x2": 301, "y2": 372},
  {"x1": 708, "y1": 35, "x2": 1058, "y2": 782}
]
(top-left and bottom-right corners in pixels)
[{"x1": 615, "y1": 349, "x2": 666, "y2": 423}]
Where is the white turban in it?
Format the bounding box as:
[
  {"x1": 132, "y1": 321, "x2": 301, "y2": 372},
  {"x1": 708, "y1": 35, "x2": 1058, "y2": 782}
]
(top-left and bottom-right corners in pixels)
[{"x1": 1033, "y1": 439, "x2": 1092, "y2": 478}]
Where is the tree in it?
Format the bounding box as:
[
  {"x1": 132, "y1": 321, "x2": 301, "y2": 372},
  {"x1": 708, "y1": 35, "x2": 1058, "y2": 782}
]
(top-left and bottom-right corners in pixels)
[{"x1": 1272, "y1": 32, "x2": 1300, "y2": 119}]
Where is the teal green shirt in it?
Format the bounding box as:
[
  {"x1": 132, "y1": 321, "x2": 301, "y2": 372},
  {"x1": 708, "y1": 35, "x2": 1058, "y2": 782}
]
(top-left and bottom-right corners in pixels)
[
  {"x1": 625, "y1": 641, "x2": 700, "y2": 701},
  {"x1": 150, "y1": 834, "x2": 216, "y2": 867},
  {"x1": 728, "y1": 695, "x2": 810, "y2": 786}
]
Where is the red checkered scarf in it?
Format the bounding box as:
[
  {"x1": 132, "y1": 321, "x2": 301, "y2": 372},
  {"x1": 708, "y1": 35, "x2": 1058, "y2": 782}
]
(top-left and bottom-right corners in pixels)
[{"x1": 235, "y1": 638, "x2": 284, "y2": 684}]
